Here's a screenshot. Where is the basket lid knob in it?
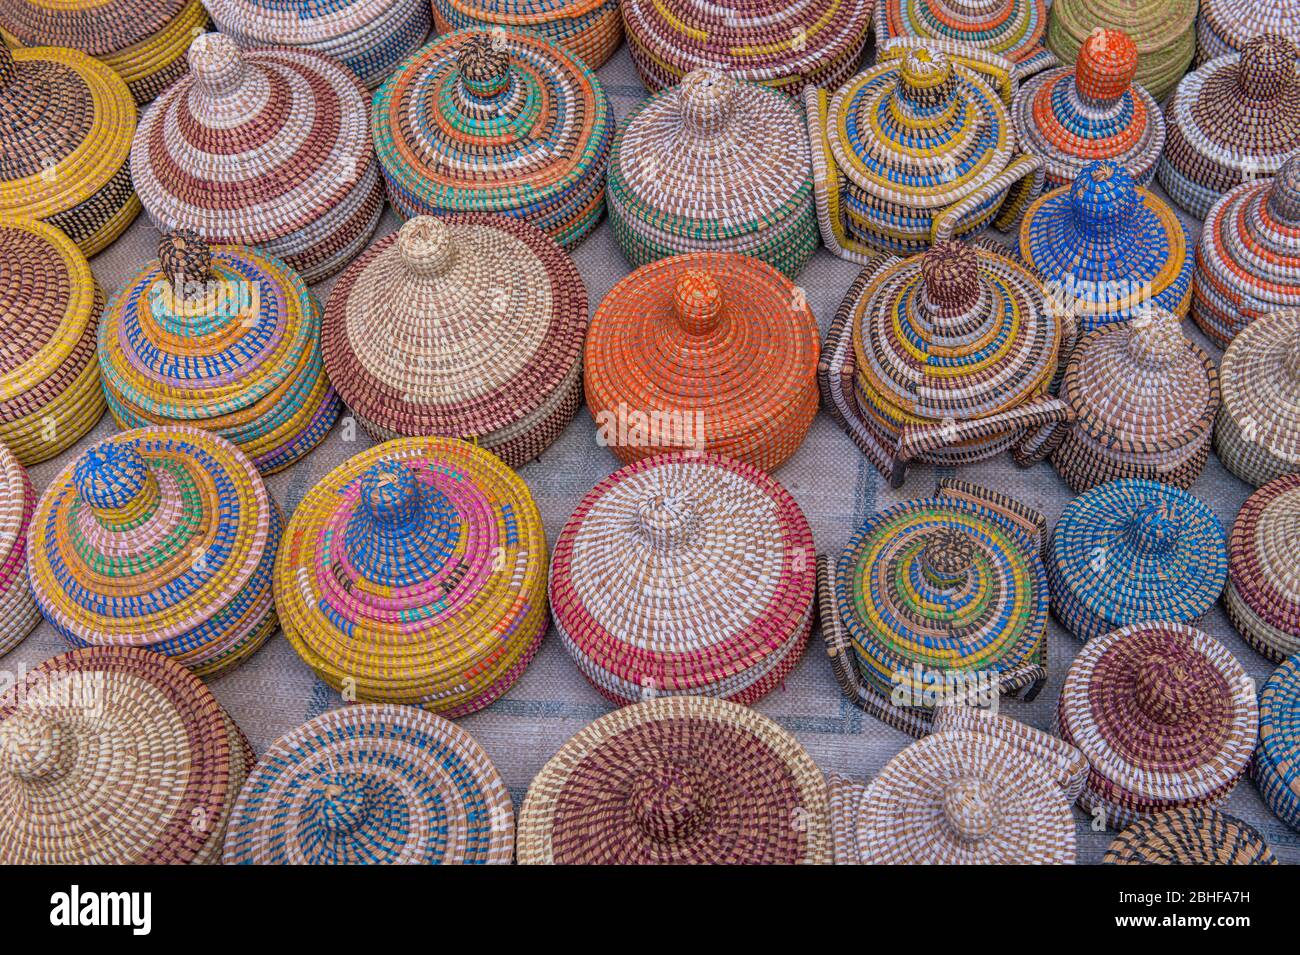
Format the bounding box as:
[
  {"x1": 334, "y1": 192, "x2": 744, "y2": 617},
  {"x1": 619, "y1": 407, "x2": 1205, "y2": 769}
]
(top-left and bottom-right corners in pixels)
[
  {"x1": 397, "y1": 216, "x2": 455, "y2": 278},
  {"x1": 630, "y1": 766, "x2": 709, "y2": 843},
  {"x1": 920, "y1": 527, "x2": 975, "y2": 588},
  {"x1": 1069, "y1": 161, "x2": 1138, "y2": 236},
  {"x1": 1123, "y1": 500, "x2": 1178, "y2": 556},
  {"x1": 1075, "y1": 28, "x2": 1137, "y2": 104},
  {"x1": 672, "y1": 270, "x2": 723, "y2": 335},
  {"x1": 921, "y1": 240, "x2": 981, "y2": 317},
  {"x1": 360, "y1": 461, "x2": 422, "y2": 527},
  {"x1": 1237, "y1": 34, "x2": 1297, "y2": 100},
  {"x1": 0, "y1": 712, "x2": 71, "y2": 782},
  {"x1": 457, "y1": 33, "x2": 511, "y2": 100},
  {"x1": 941, "y1": 776, "x2": 1000, "y2": 843},
  {"x1": 1126, "y1": 308, "x2": 1185, "y2": 368},
  {"x1": 159, "y1": 229, "x2": 213, "y2": 297},
  {"x1": 899, "y1": 46, "x2": 954, "y2": 99},
  {"x1": 678, "y1": 69, "x2": 737, "y2": 137},
  {"x1": 74, "y1": 442, "x2": 160, "y2": 529},
  {"x1": 635, "y1": 495, "x2": 697, "y2": 551},
  {"x1": 188, "y1": 32, "x2": 248, "y2": 97},
  {"x1": 1267, "y1": 155, "x2": 1300, "y2": 225},
  {"x1": 1134, "y1": 641, "x2": 1205, "y2": 726},
  {"x1": 308, "y1": 774, "x2": 370, "y2": 835}
]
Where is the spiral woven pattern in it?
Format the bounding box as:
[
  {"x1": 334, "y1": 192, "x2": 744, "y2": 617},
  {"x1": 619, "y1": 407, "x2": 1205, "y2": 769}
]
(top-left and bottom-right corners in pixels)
[
  {"x1": 1058, "y1": 622, "x2": 1258, "y2": 829},
  {"x1": 433, "y1": 0, "x2": 623, "y2": 70},
  {"x1": 276, "y1": 437, "x2": 548, "y2": 717},
  {"x1": 1214, "y1": 309, "x2": 1300, "y2": 488},
  {"x1": 131, "y1": 33, "x2": 384, "y2": 284},
  {"x1": 1046, "y1": 0, "x2": 1197, "y2": 102},
  {"x1": 517, "y1": 695, "x2": 831, "y2": 864},
  {"x1": 222, "y1": 704, "x2": 514, "y2": 864},
  {"x1": 607, "y1": 69, "x2": 818, "y2": 277},
  {"x1": 876, "y1": 0, "x2": 1053, "y2": 79},
  {"x1": 1197, "y1": 0, "x2": 1300, "y2": 64},
  {"x1": 0, "y1": 440, "x2": 38, "y2": 656},
  {"x1": 28, "y1": 427, "x2": 281, "y2": 677},
  {"x1": 99, "y1": 231, "x2": 339, "y2": 476},
  {"x1": 373, "y1": 29, "x2": 614, "y2": 249},
  {"x1": 585, "y1": 252, "x2": 819, "y2": 472},
  {"x1": 1102, "y1": 808, "x2": 1277, "y2": 864},
  {"x1": 1225, "y1": 474, "x2": 1300, "y2": 662},
  {"x1": 1253, "y1": 655, "x2": 1300, "y2": 832},
  {"x1": 0, "y1": 645, "x2": 252, "y2": 864}
]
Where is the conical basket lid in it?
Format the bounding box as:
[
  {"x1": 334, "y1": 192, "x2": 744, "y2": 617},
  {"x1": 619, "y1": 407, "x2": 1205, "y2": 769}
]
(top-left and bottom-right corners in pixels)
[{"x1": 1218, "y1": 309, "x2": 1300, "y2": 467}]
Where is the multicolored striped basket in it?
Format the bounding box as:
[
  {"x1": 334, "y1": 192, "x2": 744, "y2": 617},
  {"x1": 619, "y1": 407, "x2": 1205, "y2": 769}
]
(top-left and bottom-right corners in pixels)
[
  {"x1": 622, "y1": 0, "x2": 872, "y2": 96},
  {"x1": 205, "y1": 0, "x2": 430, "y2": 89},
  {"x1": 607, "y1": 69, "x2": 819, "y2": 277},
  {"x1": 0, "y1": 217, "x2": 106, "y2": 466},
  {"x1": 1214, "y1": 309, "x2": 1300, "y2": 488},
  {"x1": 222, "y1": 704, "x2": 515, "y2": 865},
  {"x1": 585, "y1": 253, "x2": 820, "y2": 472},
  {"x1": 1058, "y1": 622, "x2": 1258, "y2": 830},
  {"x1": 516, "y1": 695, "x2": 831, "y2": 864},
  {"x1": 372, "y1": 30, "x2": 614, "y2": 250},
  {"x1": 323, "y1": 215, "x2": 587, "y2": 469},
  {"x1": 1196, "y1": 0, "x2": 1300, "y2": 64},
  {"x1": 0, "y1": 0, "x2": 208, "y2": 103},
  {"x1": 98, "y1": 230, "x2": 339, "y2": 476},
  {"x1": 0, "y1": 41, "x2": 138, "y2": 257},
  {"x1": 1052, "y1": 309, "x2": 1220, "y2": 492},
  {"x1": 1252, "y1": 654, "x2": 1300, "y2": 832},
  {"x1": 131, "y1": 33, "x2": 384, "y2": 284},
  {"x1": 1046, "y1": 0, "x2": 1197, "y2": 102},
  {"x1": 1157, "y1": 34, "x2": 1300, "y2": 221},
  {"x1": 0, "y1": 645, "x2": 253, "y2": 864},
  {"x1": 0, "y1": 439, "x2": 39, "y2": 657},
  {"x1": 875, "y1": 0, "x2": 1057, "y2": 81},
  {"x1": 805, "y1": 38, "x2": 1046, "y2": 262},
  {"x1": 550, "y1": 450, "x2": 815, "y2": 706},
  {"x1": 28, "y1": 426, "x2": 282, "y2": 677},
  {"x1": 1193, "y1": 155, "x2": 1300, "y2": 349},
  {"x1": 275, "y1": 437, "x2": 548, "y2": 717},
  {"x1": 820, "y1": 241, "x2": 1067, "y2": 487},
  {"x1": 433, "y1": 0, "x2": 623, "y2": 70},
  {"x1": 1102, "y1": 808, "x2": 1277, "y2": 864},
  {"x1": 1012, "y1": 28, "x2": 1165, "y2": 189},
  {"x1": 1225, "y1": 474, "x2": 1300, "y2": 662}
]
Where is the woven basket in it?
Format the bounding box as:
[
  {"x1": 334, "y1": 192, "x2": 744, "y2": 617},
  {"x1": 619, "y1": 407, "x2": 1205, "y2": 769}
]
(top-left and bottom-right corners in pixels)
[
  {"x1": 607, "y1": 69, "x2": 818, "y2": 277},
  {"x1": 876, "y1": 0, "x2": 1057, "y2": 81},
  {"x1": 1224, "y1": 474, "x2": 1300, "y2": 662},
  {"x1": 131, "y1": 32, "x2": 384, "y2": 284},
  {"x1": 0, "y1": 217, "x2": 106, "y2": 466},
  {"x1": 622, "y1": 0, "x2": 872, "y2": 95},
  {"x1": 805, "y1": 38, "x2": 1046, "y2": 261},
  {"x1": 550, "y1": 450, "x2": 815, "y2": 706},
  {"x1": 1214, "y1": 309, "x2": 1300, "y2": 488},
  {"x1": 1058, "y1": 622, "x2": 1258, "y2": 829},
  {"x1": 1052, "y1": 309, "x2": 1220, "y2": 492},
  {"x1": 373, "y1": 30, "x2": 614, "y2": 250},
  {"x1": 99, "y1": 230, "x2": 339, "y2": 476},
  {"x1": 1197, "y1": 0, "x2": 1300, "y2": 64},
  {"x1": 0, "y1": 41, "x2": 139, "y2": 257},
  {"x1": 1157, "y1": 35, "x2": 1300, "y2": 221},
  {"x1": 28, "y1": 426, "x2": 282, "y2": 677},
  {"x1": 0, "y1": 439, "x2": 38, "y2": 656},
  {"x1": 1194, "y1": 156, "x2": 1300, "y2": 348},
  {"x1": 586, "y1": 252, "x2": 819, "y2": 472},
  {"x1": 820, "y1": 241, "x2": 1067, "y2": 486},
  {"x1": 1048, "y1": 479, "x2": 1228, "y2": 642},
  {"x1": 433, "y1": 0, "x2": 623, "y2": 70},
  {"x1": 0, "y1": 645, "x2": 253, "y2": 864},
  {"x1": 276, "y1": 437, "x2": 548, "y2": 717},
  {"x1": 1102, "y1": 808, "x2": 1277, "y2": 864},
  {"x1": 517, "y1": 695, "x2": 831, "y2": 864},
  {"x1": 1253, "y1": 654, "x2": 1300, "y2": 832},
  {"x1": 206, "y1": 0, "x2": 430, "y2": 89},
  {"x1": 323, "y1": 216, "x2": 586, "y2": 469},
  {"x1": 1012, "y1": 28, "x2": 1165, "y2": 189},
  {"x1": 1047, "y1": 0, "x2": 1197, "y2": 102},
  {"x1": 222, "y1": 704, "x2": 515, "y2": 865}
]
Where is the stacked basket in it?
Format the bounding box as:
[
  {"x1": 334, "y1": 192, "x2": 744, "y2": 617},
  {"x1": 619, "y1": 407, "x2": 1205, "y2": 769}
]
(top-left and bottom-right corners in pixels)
[
  {"x1": 1214, "y1": 309, "x2": 1300, "y2": 488},
  {"x1": 1046, "y1": 0, "x2": 1197, "y2": 102},
  {"x1": 1197, "y1": 0, "x2": 1300, "y2": 64},
  {"x1": 432, "y1": 0, "x2": 623, "y2": 70},
  {"x1": 1253, "y1": 655, "x2": 1300, "y2": 832},
  {"x1": 874, "y1": 0, "x2": 1056, "y2": 80},
  {"x1": 1224, "y1": 474, "x2": 1300, "y2": 662},
  {"x1": 0, "y1": 440, "x2": 38, "y2": 656},
  {"x1": 1102, "y1": 809, "x2": 1277, "y2": 865}
]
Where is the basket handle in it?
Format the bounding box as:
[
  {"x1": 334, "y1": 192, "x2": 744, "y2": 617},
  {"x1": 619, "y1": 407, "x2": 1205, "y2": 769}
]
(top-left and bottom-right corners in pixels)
[{"x1": 931, "y1": 153, "x2": 1045, "y2": 245}]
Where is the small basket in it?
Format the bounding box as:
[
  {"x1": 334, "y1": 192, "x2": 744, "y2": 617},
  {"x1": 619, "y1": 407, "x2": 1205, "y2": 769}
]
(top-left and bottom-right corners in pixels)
[
  {"x1": 1046, "y1": 0, "x2": 1197, "y2": 102},
  {"x1": 1224, "y1": 473, "x2": 1300, "y2": 662},
  {"x1": 0, "y1": 439, "x2": 39, "y2": 656},
  {"x1": 1102, "y1": 808, "x2": 1277, "y2": 864},
  {"x1": 1214, "y1": 309, "x2": 1300, "y2": 488},
  {"x1": 875, "y1": 0, "x2": 1057, "y2": 82},
  {"x1": 432, "y1": 0, "x2": 623, "y2": 70}
]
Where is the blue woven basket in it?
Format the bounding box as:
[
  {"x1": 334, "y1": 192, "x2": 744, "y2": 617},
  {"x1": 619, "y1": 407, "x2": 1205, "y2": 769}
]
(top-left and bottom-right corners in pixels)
[{"x1": 1254, "y1": 655, "x2": 1300, "y2": 832}]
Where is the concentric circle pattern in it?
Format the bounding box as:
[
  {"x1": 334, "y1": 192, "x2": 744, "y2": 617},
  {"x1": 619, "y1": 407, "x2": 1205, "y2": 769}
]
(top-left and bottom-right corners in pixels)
[
  {"x1": 0, "y1": 439, "x2": 39, "y2": 655},
  {"x1": 1225, "y1": 474, "x2": 1300, "y2": 662},
  {"x1": 432, "y1": 0, "x2": 623, "y2": 71},
  {"x1": 1102, "y1": 808, "x2": 1277, "y2": 864},
  {"x1": 876, "y1": 0, "x2": 1053, "y2": 78},
  {"x1": 1253, "y1": 655, "x2": 1300, "y2": 832},
  {"x1": 1214, "y1": 309, "x2": 1300, "y2": 488},
  {"x1": 1046, "y1": 0, "x2": 1197, "y2": 102}
]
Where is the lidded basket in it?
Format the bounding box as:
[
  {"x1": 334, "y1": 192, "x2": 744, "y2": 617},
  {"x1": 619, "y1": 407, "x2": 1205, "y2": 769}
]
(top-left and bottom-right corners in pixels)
[
  {"x1": 586, "y1": 253, "x2": 819, "y2": 472},
  {"x1": 1214, "y1": 309, "x2": 1300, "y2": 488},
  {"x1": 805, "y1": 38, "x2": 1045, "y2": 261},
  {"x1": 372, "y1": 30, "x2": 614, "y2": 249},
  {"x1": 204, "y1": 0, "x2": 431, "y2": 89},
  {"x1": 1197, "y1": 0, "x2": 1300, "y2": 64},
  {"x1": 222, "y1": 704, "x2": 515, "y2": 865},
  {"x1": 1224, "y1": 474, "x2": 1300, "y2": 662},
  {"x1": 550, "y1": 451, "x2": 816, "y2": 707},
  {"x1": 276, "y1": 437, "x2": 548, "y2": 717},
  {"x1": 28, "y1": 427, "x2": 282, "y2": 677},
  {"x1": 875, "y1": 0, "x2": 1056, "y2": 81},
  {"x1": 0, "y1": 41, "x2": 138, "y2": 256},
  {"x1": 1052, "y1": 309, "x2": 1220, "y2": 493},
  {"x1": 1102, "y1": 808, "x2": 1277, "y2": 865},
  {"x1": 0, "y1": 645, "x2": 253, "y2": 864},
  {"x1": 516, "y1": 695, "x2": 831, "y2": 864},
  {"x1": 323, "y1": 215, "x2": 587, "y2": 469},
  {"x1": 1253, "y1": 655, "x2": 1300, "y2": 832},
  {"x1": 607, "y1": 69, "x2": 818, "y2": 278},
  {"x1": 0, "y1": 217, "x2": 106, "y2": 465},
  {"x1": 432, "y1": 0, "x2": 623, "y2": 71},
  {"x1": 0, "y1": 439, "x2": 39, "y2": 656},
  {"x1": 1012, "y1": 28, "x2": 1165, "y2": 188},
  {"x1": 821, "y1": 240, "x2": 1066, "y2": 487},
  {"x1": 131, "y1": 32, "x2": 384, "y2": 284},
  {"x1": 1058, "y1": 622, "x2": 1258, "y2": 829},
  {"x1": 1157, "y1": 34, "x2": 1300, "y2": 220},
  {"x1": 99, "y1": 230, "x2": 339, "y2": 476},
  {"x1": 1047, "y1": 0, "x2": 1197, "y2": 102}
]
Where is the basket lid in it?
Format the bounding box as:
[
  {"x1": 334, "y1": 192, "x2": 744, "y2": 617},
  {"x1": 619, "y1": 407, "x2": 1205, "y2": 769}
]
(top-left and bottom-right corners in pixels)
[
  {"x1": 322, "y1": 214, "x2": 586, "y2": 443},
  {"x1": 1256, "y1": 655, "x2": 1300, "y2": 804},
  {"x1": 0, "y1": 0, "x2": 190, "y2": 55},
  {"x1": 880, "y1": 0, "x2": 1049, "y2": 65},
  {"x1": 1051, "y1": 0, "x2": 1197, "y2": 53},
  {"x1": 1058, "y1": 622, "x2": 1257, "y2": 813},
  {"x1": 1050, "y1": 479, "x2": 1227, "y2": 629},
  {"x1": 275, "y1": 437, "x2": 548, "y2": 715},
  {"x1": 608, "y1": 69, "x2": 812, "y2": 242},
  {"x1": 0, "y1": 645, "x2": 251, "y2": 864},
  {"x1": 1201, "y1": 0, "x2": 1300, "y2": 53},
  {"x1": 1218, "y1": 309, "x2": 1300, "y2": 467},
  {"x1": 221, "y1": 703, "x2": 515, "y2": 865},
  {"x1": 1228, "y1": 473, "x2": 1300, "y2": 637},
  {"x1": 516, "y1": 695, "x2": 830, "y2": 864},
  {"x1": 1102, "y1": 807, "x2": 1277, "y2": 865},
  {"x1": 130, "y1": 33, "x2": 374, "y2": 247}
]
